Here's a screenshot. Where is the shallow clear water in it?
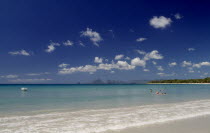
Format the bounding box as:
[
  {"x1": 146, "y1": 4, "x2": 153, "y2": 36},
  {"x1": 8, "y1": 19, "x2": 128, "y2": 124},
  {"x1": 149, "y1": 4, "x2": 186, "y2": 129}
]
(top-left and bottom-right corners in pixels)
[{"x1": 1, "y1": 84, "x2": 210, "y2": 132}]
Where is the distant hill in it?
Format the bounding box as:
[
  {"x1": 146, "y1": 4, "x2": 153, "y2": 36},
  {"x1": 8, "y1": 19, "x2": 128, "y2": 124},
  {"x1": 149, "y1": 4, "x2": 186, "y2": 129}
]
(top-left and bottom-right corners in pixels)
[{"x1": 148, "y1": 77, "x2": 210, "y2": 83}]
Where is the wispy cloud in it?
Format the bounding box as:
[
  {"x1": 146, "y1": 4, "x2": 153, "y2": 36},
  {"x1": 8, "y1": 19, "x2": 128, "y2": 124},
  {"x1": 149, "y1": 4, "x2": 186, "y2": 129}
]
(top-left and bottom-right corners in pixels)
[
  {"x1": 9, "y1": 50, "x2": 30, "y2": 56},
  {"x1": 63, "y1": 40, "x2": 73, "y2": 46},
  {"x1": 156, "y1": 66, "x2": 164, "y2": 71},
  {"x1": 174, "y1": 13, "x2": 183, "y2": 19},
  {"x1": 1, "y1": 74, "x2": 18, "y2": 78},
  {"x1": 78, "y1": 41, "x2": 85, "y2": 47},
  {"x1": 81, "y1": 28, "x2": 102, "y2": 47},
  {"x1": 169, "y1": 62, "x2": 177, "y2": 67},
  {"x1": 26, "y1": 72, "x2": 50, "y2": 76},
  {"x1": 188, "y1": 48, "x2": 195, "y2": 51},
  {"x1": 157, "y1": 72, "x2": 175, "y2": 76},
  {"x1": 136, "y1": 50, "x2": 146, "y2": 55},
  {"x1": 136, "y1": 37, "x2": 147, "y2": 42},
  {"x1": 150, "y1": 16, "x2": 172, "y2": 29},
  {"x1": 58, "y1": 63, "x2": 70, "y2": 68},
  {"x1": 10, "y1": 78, "x2": 52, "y2": 83}
]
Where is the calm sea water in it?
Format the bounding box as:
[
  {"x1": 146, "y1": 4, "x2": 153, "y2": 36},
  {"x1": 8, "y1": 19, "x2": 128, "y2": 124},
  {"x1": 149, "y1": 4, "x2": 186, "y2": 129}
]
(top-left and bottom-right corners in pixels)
[{"x1": 1, "y1": 84, "x2": 210, "y2": 133}]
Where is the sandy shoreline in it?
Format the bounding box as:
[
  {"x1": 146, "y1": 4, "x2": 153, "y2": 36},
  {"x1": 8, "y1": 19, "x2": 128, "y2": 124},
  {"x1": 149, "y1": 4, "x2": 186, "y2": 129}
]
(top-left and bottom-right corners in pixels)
[{"x1": 105, "y1": 115, "x2": 210, "y2": 133}]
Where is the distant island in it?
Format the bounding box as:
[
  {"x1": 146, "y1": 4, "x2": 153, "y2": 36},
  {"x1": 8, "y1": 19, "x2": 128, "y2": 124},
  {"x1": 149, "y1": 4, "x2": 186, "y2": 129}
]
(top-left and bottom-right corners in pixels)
[{"x1": 148, "y1": 77, "x2": 210, "y2": 84}]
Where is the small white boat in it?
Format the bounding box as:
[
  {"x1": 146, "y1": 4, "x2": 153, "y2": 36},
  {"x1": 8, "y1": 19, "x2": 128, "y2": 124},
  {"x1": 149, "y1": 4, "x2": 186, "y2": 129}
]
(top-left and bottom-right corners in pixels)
[{"x1": 21, "y1": 87, "x2": 28, "y2": 91}]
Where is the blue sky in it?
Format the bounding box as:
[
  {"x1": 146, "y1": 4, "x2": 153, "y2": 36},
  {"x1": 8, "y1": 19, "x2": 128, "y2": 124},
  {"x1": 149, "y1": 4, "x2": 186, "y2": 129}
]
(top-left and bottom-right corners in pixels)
[{"x1": 0, "y1": 0, "x2": 210, "y2": 83}]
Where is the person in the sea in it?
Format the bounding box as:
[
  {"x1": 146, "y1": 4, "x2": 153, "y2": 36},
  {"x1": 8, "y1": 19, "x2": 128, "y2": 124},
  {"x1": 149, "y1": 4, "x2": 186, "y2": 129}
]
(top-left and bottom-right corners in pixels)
[{"x1": 150, "y1": 89, "x2": 153, "y2": 93}]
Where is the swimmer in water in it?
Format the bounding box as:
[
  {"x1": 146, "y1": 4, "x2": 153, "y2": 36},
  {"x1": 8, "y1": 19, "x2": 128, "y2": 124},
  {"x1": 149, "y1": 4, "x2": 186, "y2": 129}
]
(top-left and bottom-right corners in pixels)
[{"x1": 150, "y1": 89, "x2": 153, "y2": 93}]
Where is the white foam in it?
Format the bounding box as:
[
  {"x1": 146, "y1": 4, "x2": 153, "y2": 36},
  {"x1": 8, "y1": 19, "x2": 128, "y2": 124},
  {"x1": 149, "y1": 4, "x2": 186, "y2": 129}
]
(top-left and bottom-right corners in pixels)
[{"x1": 1, "y1": 99, "x2": 210, "y2": 133}]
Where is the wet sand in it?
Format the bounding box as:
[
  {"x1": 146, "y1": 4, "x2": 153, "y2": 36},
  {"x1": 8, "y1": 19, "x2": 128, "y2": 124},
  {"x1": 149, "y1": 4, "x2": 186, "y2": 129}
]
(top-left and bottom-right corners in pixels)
[{"x1": 105, "y1": 115, "x2": 210, "y2": 133}]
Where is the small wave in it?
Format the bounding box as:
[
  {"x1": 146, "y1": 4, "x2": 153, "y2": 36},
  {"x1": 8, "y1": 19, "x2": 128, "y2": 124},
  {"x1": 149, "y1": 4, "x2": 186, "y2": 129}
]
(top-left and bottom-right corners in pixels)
[{"x1": 1, "y1": 99, "x2": 210, "y2": 133}]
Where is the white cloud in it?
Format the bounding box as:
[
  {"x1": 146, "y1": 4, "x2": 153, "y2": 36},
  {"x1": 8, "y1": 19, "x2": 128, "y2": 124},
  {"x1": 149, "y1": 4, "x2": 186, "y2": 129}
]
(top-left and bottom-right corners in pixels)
[
  {"x1": 136, "y1": 50, "x2": 146, "y2": 55},
  {"x1": 157, "y1": 72, "x2": 175, "y2": 76},
  {"x1": 149, "y1": 16, "x2": 172, "y2": 29},
  {"x1": 81, "y1": 28, "x2": 102, "y2": 47},
  {"x1": 94, "y1": 57, "x2": 103, "y2": 63},
  {"x1": 156, "y1": 66, "x2": 164, "y2": 71},
  {"x1": 110, "y1": 71, "x2": 115, "y2": 74},
  {"x1": 115, "y1": 54, "x2": 124, "y2": 60},
  {"x1": 182, "y1": 61, "x2": 192, "y2": 67},
  {"x1": 116, "y1": 61, "x2": 135, "y2": 70},
  {"x1": 45, "y1": 41, "x2": 60, "y2": 53},
  {"x1": 143, "y1": 69, "x2": 150, "y2": 72},
  {"x1": 193, "y1": 62, "x2": 210, "y2": 68},
  {"x1": 188, "y1": 70, "x2": 194, "y2": 73},
  {"x1": 58, "y1": 63, "x2": 70, "y2": 68},
  {"x1": 131, "y1": 57, "x2": 146, "y2": 67},
  {"x1": 26, "y1": 72, "x2": 50, "y2": 76},
  {"x1": 125, "y1": 57, "x2": 131, "y2": 60},
  {"x1": 78, "y1": 41, "x2": 85, "y2": 47},
  {"x1": 9, "y1": 50, "x2": 30, "y2": 56},
  {"x1": 188, "y1": 48, "x2": 195, "y2": 51},
  {"x1": 63, "y1": 40, "x2": 73, "y2": 46},
  {"x1": 136, "y1": 37, "x2": 147, "y2": 42},
  {"x1": 169, "y1": 62, "x2": 177, "y2": 67},
  {"x1": 144, "y1": 50, "x2": 163, "y2": 60},
  {"x1": 152, "y1": 61, "x2": 157, "y2": 65},
  {"x1": 59, "y1": 65, "x2": 98, "y2": 74},
  {"x1": 59, "y1": 60, "x2": 135, "y2": 74},
  {"x1": 174, "y1": 13, "x2": 183, "y2": 19},
  {"x1": 10, "y1": 78, "x2": 52, "y2": 83},
  {"x1": 1, "y1": 74, "x2": 18, "y2": 78}
]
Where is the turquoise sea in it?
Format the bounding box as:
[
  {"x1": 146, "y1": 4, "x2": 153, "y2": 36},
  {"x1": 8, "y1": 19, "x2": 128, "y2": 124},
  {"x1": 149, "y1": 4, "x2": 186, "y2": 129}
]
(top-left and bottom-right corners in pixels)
[{"x1": 1, "y1": 84, "x2": 210, "y2": 132}]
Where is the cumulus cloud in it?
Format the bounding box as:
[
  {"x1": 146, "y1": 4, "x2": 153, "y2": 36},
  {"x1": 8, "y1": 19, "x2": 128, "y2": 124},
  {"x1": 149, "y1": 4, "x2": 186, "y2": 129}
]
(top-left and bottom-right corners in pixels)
[
  {"x1": 169, "y1": 62, "x2": 177, "y2": 67},
  {"x1": 58, "y1": 63, "x2": 70, "y2": 68},
  {"x1": 188, "y1": 48, "x2": 195, "y2": 51},
  {"x1": 63, "y1": 40, "x2": 73, "y2": 46},
  {"x1": 174, "y1": 13, "x2": 183, "y2": 19},
  {"x1": 59, "y1": 60, "x2": 135, "y2": 74},
  {"x1": 58, "y1": 50, "x2": 164, "y2": 75},
  {"x1": 9, "y1": 50, "x2": 30, "y2": 56},
  {"x1": 136, "y1": 37, "x2": 147, "y2": 42},
  {"x1": 1, "y1": 74, "x2": 18, "y2": 78},
  {"x1": 115, "y1": 54, "x2": 124, "y2": 60},
  {"x1": 131, "y1": 57, "x2": 146, "y2": 67},
  {"x1": 193, "y1": 62, "x2": 210, "y2": 68},
  {"x1": 144, "y1": 50, "x2": 163, "y2": 60},
  {"x1": 182, "y1": 61, "x2": 192, "y2": 67},
  {"x1": 45, "y1": 41, "x2": 60, "y2": 53},
  {"x1": 94, "y1": 57, "x2": 103, "y2": 63},
  {"x1": 81, "y1": 28, "x2": 102, "y2": 47},
  {"x1": 149, "y1": 16, "x2": 172, "y2": 29},
  {"x1": 156, "y1": 66, "x2": 164, "y2": 71},
  {"x1": 136, "y1": 50, "x2": 146, "y2": 55}
]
